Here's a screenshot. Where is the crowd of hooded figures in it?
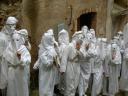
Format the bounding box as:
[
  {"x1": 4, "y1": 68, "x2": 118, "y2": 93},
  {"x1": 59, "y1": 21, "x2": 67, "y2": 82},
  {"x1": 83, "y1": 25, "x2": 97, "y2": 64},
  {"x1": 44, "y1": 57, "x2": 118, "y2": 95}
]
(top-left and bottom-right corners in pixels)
[{"x1": 0, "y1": 16, "x2": 128, "y2": 96}]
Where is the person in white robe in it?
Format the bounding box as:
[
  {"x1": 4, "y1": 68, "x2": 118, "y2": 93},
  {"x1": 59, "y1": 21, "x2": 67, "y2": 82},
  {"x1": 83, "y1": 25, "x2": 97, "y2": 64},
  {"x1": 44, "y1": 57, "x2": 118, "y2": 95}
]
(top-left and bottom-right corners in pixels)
[
  {"x1": 5, "y1": 17, "x2": 31, "y2": 96},
  {"x1": 33, "y1": 30, "x2": 58, "y2": 96},
  {"x1": 78, "y1": 28, "x2": 96, "y2": 96},
  {"x1": 119, "y1": 23, "x2": 128, "y2": 96},
  {"x1": 101, "y1": 38, "x2": 110, "y2": 95},
  {"x1": 18, "y1": 29, "x2": 31, "y2": 85},
  {"x1": 18, "y1": 29, "x2": 31, "y2": 51},
  {"x1": 0, "y1": 16, "x2": 18, "y2": 96},
  {"x1": 108, "y1": 42, "x2": 121, "y2": 96},
  {"x1": 60, "y1": 33, "x2": 83, "y2": 96},
  {"x1": 91, "y1": 38, "x2": 103, "y2": 96},
  {"x1": 58, "y1": 29, "x2": 69, "y2": 94}
]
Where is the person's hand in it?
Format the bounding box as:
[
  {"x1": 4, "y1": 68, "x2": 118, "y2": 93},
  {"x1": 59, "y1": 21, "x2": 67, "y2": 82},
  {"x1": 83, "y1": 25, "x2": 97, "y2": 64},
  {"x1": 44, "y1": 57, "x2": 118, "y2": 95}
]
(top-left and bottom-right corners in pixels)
[
  {"x1": 54, "y1": 41, "x2": 58, "y2": 48},
  {"x1": 33, "y1": 60, "x2": 40, "y2": 69},
  {"x1": 33, "y1": 62, "x2": 39, "y2": 70}
]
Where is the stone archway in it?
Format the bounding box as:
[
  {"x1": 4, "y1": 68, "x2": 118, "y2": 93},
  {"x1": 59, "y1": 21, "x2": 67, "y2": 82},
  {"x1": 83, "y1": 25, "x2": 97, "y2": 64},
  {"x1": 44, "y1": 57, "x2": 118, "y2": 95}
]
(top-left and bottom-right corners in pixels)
[{"x1": 77, "y1": 12, "x2": 97, "y2": 31}]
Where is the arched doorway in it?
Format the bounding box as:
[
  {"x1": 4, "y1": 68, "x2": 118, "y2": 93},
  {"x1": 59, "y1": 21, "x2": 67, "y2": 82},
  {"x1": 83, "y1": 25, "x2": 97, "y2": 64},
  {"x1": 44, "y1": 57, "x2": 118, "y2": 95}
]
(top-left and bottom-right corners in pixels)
[{"x1": 77, "y1": 12, "x2": 97, "y2": 31}]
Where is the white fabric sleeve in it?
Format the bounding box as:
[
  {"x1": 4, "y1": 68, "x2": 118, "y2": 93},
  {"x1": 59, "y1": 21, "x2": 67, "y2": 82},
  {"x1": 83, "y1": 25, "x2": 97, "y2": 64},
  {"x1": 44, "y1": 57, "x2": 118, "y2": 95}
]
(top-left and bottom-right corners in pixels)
[{"x1": 17, "y1": 45, "x2": 31, "y2": 66}]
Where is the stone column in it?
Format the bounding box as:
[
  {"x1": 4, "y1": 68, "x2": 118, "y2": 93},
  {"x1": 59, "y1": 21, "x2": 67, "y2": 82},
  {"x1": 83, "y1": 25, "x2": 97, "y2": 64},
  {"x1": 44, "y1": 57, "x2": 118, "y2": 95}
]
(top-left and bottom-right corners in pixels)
[{"x1": 106, "y1": 0, "x2": 114, "y2": 40}]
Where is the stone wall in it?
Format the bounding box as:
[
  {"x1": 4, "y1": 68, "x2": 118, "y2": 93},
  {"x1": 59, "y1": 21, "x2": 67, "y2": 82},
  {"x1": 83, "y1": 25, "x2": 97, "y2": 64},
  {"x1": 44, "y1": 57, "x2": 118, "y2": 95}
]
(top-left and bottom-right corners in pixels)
[
  {"x1": 0, "y1": 1, "x2": 22, "y2": 30},
  {"x1": 22, "y1": 0, "x2": 107, "y2": 44},
  {"x1": 112, "y1": 14, "x2": 128, "y2": 36},
  {"x1": 22, "y1": 0, "x2": 108, "y2": 65}
]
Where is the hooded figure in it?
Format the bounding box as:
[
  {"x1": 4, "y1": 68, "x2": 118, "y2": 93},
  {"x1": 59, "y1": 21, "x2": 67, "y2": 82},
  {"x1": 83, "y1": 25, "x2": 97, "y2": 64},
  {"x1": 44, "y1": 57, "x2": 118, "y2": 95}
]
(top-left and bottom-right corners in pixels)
[
  {"x1": 117, "y1": 31, "x2": 125, "y2": 78},
  {"x1": 87, "y1": 29, "x2": 97, "y2": 95},
  {"x1": 33, "y1": 32, "x2": 57, "y2": 96},
  {"x1": 90, "y1": 29, "x2": 96, "y2": 43},
  {"x1": 38, "y1": 29, "x2": 58, "y2": 58},
  {"x1": 18, "y1": 29, "x2": 31, "y2": 51},
  {"x1": 78, "y1": 31, "x2": 96, "y2": 96},
  {"x1": 58, "y1": 29, "x2": 69, "y2": 46},
  {"x1": 60, "y1": 32, "x2": 83, "y2": 96},
  {"x1": 112, "y1": 36, "x2": 122, "y2": 77},
  {"x1": 81, "y1": 26, "x2": 88, "y2": 38},
  {"x1": 91, "y1": 37, "x2": 103, "y2": 96},
  {"x1": 34, "y1": 29, "x2": 58, "y2": 69},
  {"x1": 119, "y1": 23, "x2": 128, "y2": 96},
  {"x1": 7, "y1": 32, "x2": 31, "y2": 96},
  {"x1": 47, "y1": 29, "x2": 58, "y2": 47},
  {"x1": 72, "y1": 25, "x2": 88, "y2": 41},
  {"x1": 117, "y1": 31, "x2": 125, "y2": 56},
  {"x1": 4, "y1": 17, "x2": 28, "y2": 96},
  {"x1": 58, "y1": 29, "x2": 69, "y2": 93},
  {"x1": 0, "y1": 16, "x2": 18, "y2": 96},
  {"x1": 108, "y1": 42, "x2": 121, "y2": 96},
  {"x1": 72, "y1": 31, "x2": 83, "y2": 41},
  {"x1": 46, "y1": 29, "x2": 60, "y2": 88},
  {"x1": 101, "y1": 38, "x2": 111, "y2": 95},
  {"x1": 18, "y1": 29, "x2": 31, "y2": 86}
]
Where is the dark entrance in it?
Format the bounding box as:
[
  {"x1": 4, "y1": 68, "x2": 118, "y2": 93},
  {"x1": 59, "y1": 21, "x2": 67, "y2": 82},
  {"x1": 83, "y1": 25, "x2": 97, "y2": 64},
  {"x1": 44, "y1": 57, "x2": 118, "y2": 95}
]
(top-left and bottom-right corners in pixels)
[{"x1": 77, "y1": 12, "x2": 97, "y2": 31}]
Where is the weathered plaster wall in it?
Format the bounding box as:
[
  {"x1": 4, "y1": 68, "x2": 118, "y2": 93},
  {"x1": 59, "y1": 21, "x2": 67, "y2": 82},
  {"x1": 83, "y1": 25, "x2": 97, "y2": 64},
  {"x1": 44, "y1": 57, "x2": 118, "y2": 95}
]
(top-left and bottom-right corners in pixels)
[{"x1": 22, "y1": 0, "x2": 108, "y2": 65}]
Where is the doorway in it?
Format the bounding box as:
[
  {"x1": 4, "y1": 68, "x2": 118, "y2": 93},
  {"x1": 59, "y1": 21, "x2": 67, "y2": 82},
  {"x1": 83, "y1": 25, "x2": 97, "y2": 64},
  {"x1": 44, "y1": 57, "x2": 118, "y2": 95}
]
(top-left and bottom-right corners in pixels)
[{"x1": 77, "y1": 12, "x2": 97, "y2": 31}]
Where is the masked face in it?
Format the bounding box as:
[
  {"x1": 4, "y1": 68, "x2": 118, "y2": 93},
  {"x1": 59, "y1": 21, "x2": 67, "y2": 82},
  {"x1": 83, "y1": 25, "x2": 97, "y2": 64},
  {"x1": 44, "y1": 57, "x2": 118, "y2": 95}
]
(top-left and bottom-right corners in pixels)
[
  {"x1": 6, "y1": 24, "x2": 16, "y2": 34},
  {"x1": 86, "y1": 33, "x2": 92, "y2": 43},
  {"x1": 112, "y1": 43, "x2": 117, "y2": 52},
  {"x1": 81, "y1": 26, "x2": 88, "y2": 37},
  {"x1": 24, "y1": 35, "x2": 28, "y2": 41},
  {"x1": 58, "y1": 34, "x2": 69, "y2": 45},
  {"x1": 7, "y1": 24, "x2": 16, "y2": 30},
  {"x1": 13, "y1": 33, "x2": 25, "y2": 50},
  {"x1": 43, "y1": 33, "x2": 55, "y2": 48},
  {"x1": 82, "y1": 28, "x2": 88, "y2": 34}
]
